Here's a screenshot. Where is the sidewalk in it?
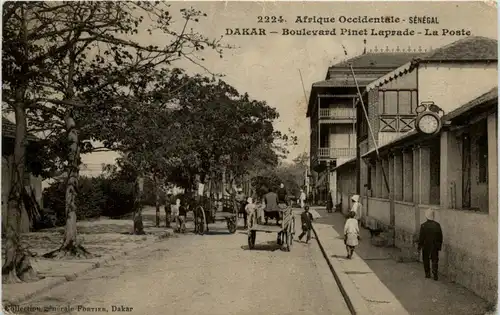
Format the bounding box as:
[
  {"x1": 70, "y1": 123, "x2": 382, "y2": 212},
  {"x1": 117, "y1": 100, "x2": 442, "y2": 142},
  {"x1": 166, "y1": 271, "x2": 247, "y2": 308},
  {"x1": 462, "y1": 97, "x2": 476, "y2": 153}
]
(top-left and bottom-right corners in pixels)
[
  {"x1": 312, "y1": 209, "x2": 493, "y2": 315},
  {"x1": 3, "y1": 207, "x2": 174, "y2": 305}
]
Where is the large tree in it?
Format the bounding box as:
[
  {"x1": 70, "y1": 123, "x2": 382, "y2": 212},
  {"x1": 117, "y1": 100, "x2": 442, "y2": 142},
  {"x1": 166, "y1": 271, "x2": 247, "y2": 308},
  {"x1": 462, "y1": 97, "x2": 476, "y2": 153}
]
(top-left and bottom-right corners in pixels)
[{"x1": 2, "y1": 1, "x2": 227, "y2": 281}]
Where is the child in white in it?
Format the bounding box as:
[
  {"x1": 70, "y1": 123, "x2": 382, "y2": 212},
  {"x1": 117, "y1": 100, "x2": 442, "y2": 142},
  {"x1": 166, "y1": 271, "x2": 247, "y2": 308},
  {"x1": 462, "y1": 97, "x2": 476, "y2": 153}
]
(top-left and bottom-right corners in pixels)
[
  {"x1": 344, "y1": 211, "x2": 360, "y2": 259},
  {"x1": 245, "y1": 197, "x2": 257, "y2": 228},
  {"x1": 171, "y1": 199, "x2": 180, "y2": 226}
]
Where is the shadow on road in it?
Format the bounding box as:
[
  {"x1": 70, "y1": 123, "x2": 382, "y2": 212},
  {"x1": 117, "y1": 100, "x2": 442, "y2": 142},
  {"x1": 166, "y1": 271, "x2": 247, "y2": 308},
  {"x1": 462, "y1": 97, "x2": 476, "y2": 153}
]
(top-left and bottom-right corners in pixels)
[
  {"x1": 203, "y1": 230, "x2": 233, "y2": 235},
  {"x1": 241, "y1": 241, "x2": 281, "y2": 252}
]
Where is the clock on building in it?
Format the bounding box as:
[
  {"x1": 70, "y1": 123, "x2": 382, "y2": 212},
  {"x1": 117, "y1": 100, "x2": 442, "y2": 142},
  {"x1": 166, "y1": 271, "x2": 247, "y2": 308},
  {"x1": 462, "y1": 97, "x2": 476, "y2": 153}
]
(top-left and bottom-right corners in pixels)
[{"x1": 415, "y1": 111, "x2": 442, "y2": 135}]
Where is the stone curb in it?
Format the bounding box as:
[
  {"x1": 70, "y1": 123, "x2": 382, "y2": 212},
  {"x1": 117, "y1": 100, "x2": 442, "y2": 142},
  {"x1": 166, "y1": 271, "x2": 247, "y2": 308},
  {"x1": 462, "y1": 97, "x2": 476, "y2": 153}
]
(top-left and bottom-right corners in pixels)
[
  {"x1": 312, "y1": 224, "x2": 373, "y2": 315},
  {"x1": 4, "y1": 253, "x2": 120, "y2": 306},
  {"x1": 4, "y1": 229, "x2": 174, "y2": 305}
]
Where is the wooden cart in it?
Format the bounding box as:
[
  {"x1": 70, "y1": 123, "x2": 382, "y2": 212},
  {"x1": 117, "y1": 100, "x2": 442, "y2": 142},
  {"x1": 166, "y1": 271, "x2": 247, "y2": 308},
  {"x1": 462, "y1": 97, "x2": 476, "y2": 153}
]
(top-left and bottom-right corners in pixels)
[
  {"x1": 193, "y1": 195, "x2": 238, "y2": 235},
  {"x1": 247, "y1": 206, "x2": 296, "y2": 252}
]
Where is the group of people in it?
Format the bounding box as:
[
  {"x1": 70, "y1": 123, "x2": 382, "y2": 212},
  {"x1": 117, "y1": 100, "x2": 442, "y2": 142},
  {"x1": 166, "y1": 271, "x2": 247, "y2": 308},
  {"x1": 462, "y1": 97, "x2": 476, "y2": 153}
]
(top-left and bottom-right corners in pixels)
[
  {"x1": 168, "y1": 187, "x2": 443, "y2": 280},
  {"x1": 340, "y1": 195, "x2": 443, "y2": 280},
  {"x1": 235, "y1": 183, "x2": 309, "y2": 228},
  {"x1": 169, "y1": 198, "x2": 188, "y2": 233}
]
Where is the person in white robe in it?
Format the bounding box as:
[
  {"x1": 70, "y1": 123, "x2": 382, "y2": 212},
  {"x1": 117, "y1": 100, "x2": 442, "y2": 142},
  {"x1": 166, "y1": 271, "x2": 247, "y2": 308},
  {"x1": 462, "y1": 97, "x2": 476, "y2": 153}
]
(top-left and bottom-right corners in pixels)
[{"x1": 344, "y1": 211, "x2": 360, "y2": 259}]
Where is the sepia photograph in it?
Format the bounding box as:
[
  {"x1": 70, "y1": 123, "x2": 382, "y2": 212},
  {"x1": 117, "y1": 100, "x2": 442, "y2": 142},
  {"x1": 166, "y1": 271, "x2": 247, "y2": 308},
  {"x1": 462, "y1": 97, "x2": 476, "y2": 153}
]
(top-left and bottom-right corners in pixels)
[{"x1": 1, "y1": 1, "x2": 498, "y2": 314}]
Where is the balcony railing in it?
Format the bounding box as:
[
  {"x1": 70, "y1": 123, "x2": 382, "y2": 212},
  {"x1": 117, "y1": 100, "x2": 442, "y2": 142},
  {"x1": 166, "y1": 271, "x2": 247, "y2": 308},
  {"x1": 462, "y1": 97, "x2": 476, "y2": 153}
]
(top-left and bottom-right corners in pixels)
[
  {"x1": 318, "y1": 147, "x2": 356, "y2": 159},
  {"x1": 319, "y1": 107, "x2": 356, "y2": 120}
]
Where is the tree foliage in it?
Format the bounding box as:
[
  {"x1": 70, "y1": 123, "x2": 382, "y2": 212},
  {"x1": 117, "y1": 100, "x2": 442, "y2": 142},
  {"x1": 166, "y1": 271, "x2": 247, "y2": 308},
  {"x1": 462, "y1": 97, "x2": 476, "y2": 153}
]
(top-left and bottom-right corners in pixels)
[
  {"x1": 1, "y1": 1, "x2": 233, "y2": 279},
  {"x1": 250, "y1": 152, "x2": 308, "y2": 198},
  {"x1": 1, "y1": 1, "x2": 296, "y2": 282}
]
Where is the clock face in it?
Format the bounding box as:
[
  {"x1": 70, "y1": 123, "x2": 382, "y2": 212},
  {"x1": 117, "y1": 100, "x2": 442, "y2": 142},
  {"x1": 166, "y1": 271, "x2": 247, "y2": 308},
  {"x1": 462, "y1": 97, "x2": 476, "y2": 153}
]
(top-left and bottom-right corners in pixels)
[{"x1": 418, "y1": 114, "x2": 440, "y2": 134}]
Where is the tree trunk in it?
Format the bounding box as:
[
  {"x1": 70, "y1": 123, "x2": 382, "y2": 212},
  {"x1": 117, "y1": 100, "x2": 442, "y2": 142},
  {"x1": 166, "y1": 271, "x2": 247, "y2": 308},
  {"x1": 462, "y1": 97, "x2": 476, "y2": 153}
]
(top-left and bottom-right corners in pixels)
[
  {"x1": 133, "y1": 176, "x2": 145, "y2": 235},
  {"x1": 2, "y1": 104, "x2": 40, "y2": 283},
  {"x1": 165, "y1": 186, "x2": 171, "y2": 228},
  {"x1": 165, "y1": 201, "x2": 171, "y2": 228},
  {"x1": 222, "y1": 167, "x2": 227, "y2": 197},
  {"x1": 154, "y1": 177, "x2": 160, "y2": 228},
  {"x1": 44, "y1": 112, "x2": 91, "y2": 259}
]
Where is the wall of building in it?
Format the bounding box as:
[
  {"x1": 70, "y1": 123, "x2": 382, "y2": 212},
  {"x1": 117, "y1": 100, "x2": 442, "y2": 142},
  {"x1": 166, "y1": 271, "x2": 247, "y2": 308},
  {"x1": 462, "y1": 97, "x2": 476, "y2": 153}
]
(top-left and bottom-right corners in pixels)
[
  {"x1": 379, "y1": 69, "x2": 418, "y2": 89},
  {"x1": 360, "y1": 111, "x2": 498, "y2": 304},
  {"x1": 373, "y1": 70, "x2": 418, "y2": 147},
  {"x1": 328, "y1": 124, "x2": 356, "y2": 148},
  {"x1": 418, "y1": 63, "x2": 497, "y2": 113},
  {"x1": 336, "y1": 164, "x2": 356, "y2": 213},
  {"x1": 421, "y1": 207, "x2": 497, "y2": 303}
]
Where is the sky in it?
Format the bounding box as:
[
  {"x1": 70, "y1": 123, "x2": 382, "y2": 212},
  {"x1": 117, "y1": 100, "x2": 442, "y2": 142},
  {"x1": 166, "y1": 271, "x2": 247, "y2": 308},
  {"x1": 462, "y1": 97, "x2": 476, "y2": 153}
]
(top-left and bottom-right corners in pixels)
[{"x1": 80, "y1": 0, "x2": 497, "y2": 175}]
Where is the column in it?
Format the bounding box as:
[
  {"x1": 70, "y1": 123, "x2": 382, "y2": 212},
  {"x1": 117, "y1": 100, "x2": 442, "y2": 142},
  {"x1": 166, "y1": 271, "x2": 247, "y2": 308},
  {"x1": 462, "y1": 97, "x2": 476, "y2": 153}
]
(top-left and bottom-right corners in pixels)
[
  {"x1": 402, "y1": 148, "x2": 413, "y2": 202},
  {"x1": 326, "y1": 161, "x2": 331, "y2": 204},
  {"x1": 331, "y1": 170, "x2": 337, "y2": 205},
  {"x1": 393, "y1": 151, "x2": 403, "y2": 201},
  {"x1": 383, "y1": 157, "x2": 390, "y2": 199},
  {"x1": 418, "y1": 146, "x2": 431, "y2": 205},
  {"x1": 440, "y1": 130, "x2": 462, "y2": 210},
  {"x1": 388, "y1": 153, "x2": 395, "y2": 196},
  {"x1": 487, "y1": 113, "x2": 498, "y2": 220},
  {"x1": 440, "y1": 131, "x2": 450, "y2": 209},
  {"x1": 375, "y1": 159, "x2": 382, "y2": 198},
  {"x1": 412, "y1": 146, "x2": 421, "y2": 230}
]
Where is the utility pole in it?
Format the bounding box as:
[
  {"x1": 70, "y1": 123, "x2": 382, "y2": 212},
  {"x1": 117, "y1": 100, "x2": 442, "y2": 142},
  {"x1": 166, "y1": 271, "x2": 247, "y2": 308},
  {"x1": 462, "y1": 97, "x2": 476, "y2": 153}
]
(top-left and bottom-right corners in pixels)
[{"x1": 349, "y1": 63, "x2": 394, "y2": 245}]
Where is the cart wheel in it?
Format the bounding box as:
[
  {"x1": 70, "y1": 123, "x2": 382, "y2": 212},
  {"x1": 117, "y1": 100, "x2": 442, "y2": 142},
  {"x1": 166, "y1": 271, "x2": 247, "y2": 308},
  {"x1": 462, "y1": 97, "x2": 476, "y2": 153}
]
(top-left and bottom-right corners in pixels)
[
  {"x1": 248, "y1": 230, "x2": 256, "y2": 249},
  {"x1": 195, "y1": 206, "x2": 207, "y2": 235},
  {"x1": 277, "y1": 232, "x2": 283, "y2": 246},
  {"x1": 227, "y1": 217, "x2": 237, "y2": 234}
]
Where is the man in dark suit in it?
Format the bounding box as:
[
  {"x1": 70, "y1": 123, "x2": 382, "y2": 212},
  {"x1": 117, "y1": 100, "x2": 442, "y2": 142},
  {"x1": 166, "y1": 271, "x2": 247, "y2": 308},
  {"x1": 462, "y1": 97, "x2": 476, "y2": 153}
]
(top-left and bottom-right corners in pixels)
[
  {"x1": 277, "y1": 183, "x2": 288, "y2": 206},
  {"x1": 418, "y1": 209, "x2": 443, "y2": 280}
]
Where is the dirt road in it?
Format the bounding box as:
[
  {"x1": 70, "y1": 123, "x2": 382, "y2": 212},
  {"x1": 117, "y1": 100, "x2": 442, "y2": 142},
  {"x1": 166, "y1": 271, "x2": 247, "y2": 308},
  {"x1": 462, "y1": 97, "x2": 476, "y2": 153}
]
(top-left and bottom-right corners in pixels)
[{"x1": 13, "y1": 215, "x2": 350, "y2": 315}]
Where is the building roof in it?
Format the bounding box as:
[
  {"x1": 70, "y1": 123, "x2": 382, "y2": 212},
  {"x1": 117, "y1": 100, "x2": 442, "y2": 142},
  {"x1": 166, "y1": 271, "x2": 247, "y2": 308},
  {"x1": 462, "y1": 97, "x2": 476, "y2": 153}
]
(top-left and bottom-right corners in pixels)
[
  {"x1": 366, "y1": 37, "x2": 498, "y2": 92},
  {"x1": 333, "y1": 157, "x2": 356, "y2": 171},
  {"x1": 361, "y1": 87, "x2": 498, "y2": 159},
  {"x1": 331, "y1": 52, "x2": 424, "y2": 69},
  {"x1": 2, "y1": 118, "x2": 39, "y2": 142},
  {"x1": 311, "y1": 77, "x2": 375, "y2": 88},
  {"x1": 418, "y1": 36, "x2": 497, "y2": 62},
  {"x1": 443, "y1": 87, "x2": 498, "y2": 122}
]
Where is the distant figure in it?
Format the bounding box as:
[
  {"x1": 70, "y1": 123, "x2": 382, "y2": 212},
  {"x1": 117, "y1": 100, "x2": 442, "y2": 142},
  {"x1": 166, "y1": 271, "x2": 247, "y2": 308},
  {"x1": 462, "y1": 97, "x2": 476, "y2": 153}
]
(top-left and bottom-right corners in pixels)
[
  {"x1": 235, "y1": 188, "x2": 247, "y2": 227},
  {"x1": 299, "y1": 189, "x2": 306, "y2": 209},
  {"x1": 326, "y1": 193, "x2": 333, "y2": 212},
  {"x1": 350, "y1": 195, "x2": 362, "y2": 225},
  {"x1": 172, "y1": 198, "x2": 181, "y2": 226},
  {"x1": 298, "y1": 205, "x2": 313, "y2": 243},
  {"x1": 177, "y1": 200, "x2": 187, "y2": 233},
  {"x1": 277, "y1": 183, "x2": 288, "y2": 206},
  {"x1": 245, "y1": 197, "x2": 256, "y2": 228},
  {"x1": 344, "y1": 211, "x2": 360, "y2": 259},
  {"x1": 418, "y1": 209, "x2": 443, "y2": 280},
  {"x1": 263, "y1": 187, "x2": 280, "y2": 225}
]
